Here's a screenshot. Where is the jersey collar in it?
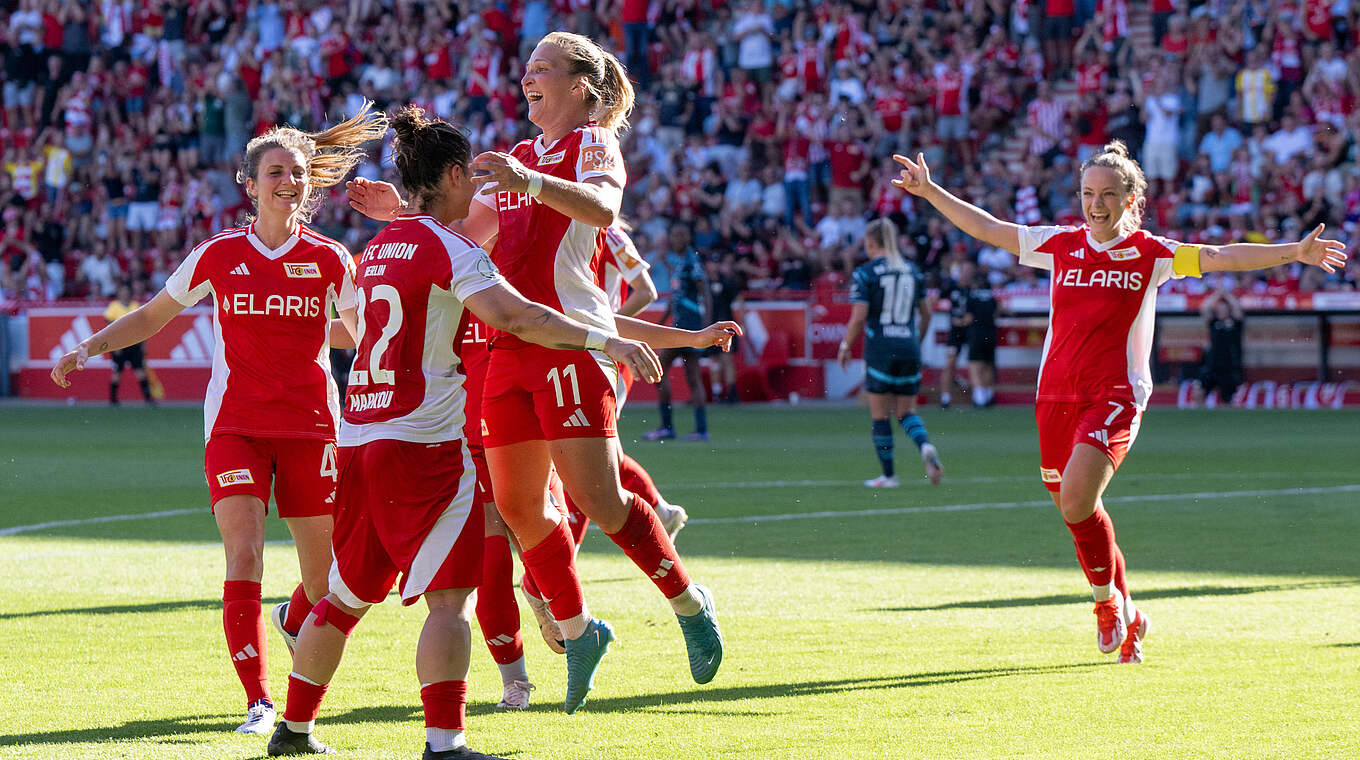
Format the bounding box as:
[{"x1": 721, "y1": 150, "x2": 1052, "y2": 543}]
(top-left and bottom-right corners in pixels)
[
  {"x1": 245, "y1": 220, "x2": 301, "y2": 259},
  {"x1": 1084, "y1": 227, "x2": 1130, "y2": 252}
]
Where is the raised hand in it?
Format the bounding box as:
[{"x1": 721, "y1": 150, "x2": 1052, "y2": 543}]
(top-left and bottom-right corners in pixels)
[
  {"x1": 891, "y1": 152, "x2": 933, "y2": 197},
  {"x1": 51, "y1": 343, "x2": 92, "y2": 388},
  {"x1": 1296, "y1": 224, "x2": 1349, "y2": 273},
  {"x1": 691, "y1": 321, "x2": 743, "y2": 352},
  {"x1": 603, "y1": 336, "x2": 663, "y2": 384},
  {"x1": 470, "y1": 151, "x2": 534, "y2": 196},
  {"x1": 345, "y1": 177, "x2": 404, "y2": 221}
]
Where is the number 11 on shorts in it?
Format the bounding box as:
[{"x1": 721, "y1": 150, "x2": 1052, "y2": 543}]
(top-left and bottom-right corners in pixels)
[{"x1": 547, "y1": 364, "x2": 580, "y2": 407}]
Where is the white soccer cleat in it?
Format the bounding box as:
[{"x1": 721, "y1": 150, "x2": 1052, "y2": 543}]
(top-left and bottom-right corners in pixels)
[
  {"x1": 920, "y1": 444, "x2": 944, "y2": 485},
  {"x1": 237, "y1": 699, "x2": 276, "y2": 734},
  {"x1": 270, "y1": 602, "x2": 298, "y2": 655},
  {"x1": 655, "y1": 502, "x2": 689, "y2": 542},
  {"x1": 863, "y1": 475, "x2": 900, "y2": 488},
  {"x1": 520, "y1": 584, "x2": 565, "y2": 654},
  {"x1": 496, "y1": 679, "x2": 536, "y2": 710}
]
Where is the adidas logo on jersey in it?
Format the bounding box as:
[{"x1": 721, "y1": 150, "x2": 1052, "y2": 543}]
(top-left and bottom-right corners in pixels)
[
  {"x1": 1069, "y1": 250, "x2": 1084, "y2": 259},
  {"x1": 562, "y1": 409, "x2": 590, "y2": 428},
  {"x1": 232, "y1": 643, "x2": 259, "y2": 661},
  {"x1": 230, "y1": 263, "x2": 251, "y2": 276},
  {"x1": 1088, "y1": 429, "x2": 1110, "y2": 446}
]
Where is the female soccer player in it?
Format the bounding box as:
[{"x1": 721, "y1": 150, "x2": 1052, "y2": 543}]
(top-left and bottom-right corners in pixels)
[
  {"x1": 346, "y1": 33, "x2": 734, "y2": 712},
  {"x1": 837, "y1": 219, "x2": 943, "y2": 488},
  {"x1": 267, "y1": 106, "x2": 666, "y2": 759},
  {"x1": 52, "y1": 105, "x2": 385, "y2": 732},
  {"x1": 891, "y1": 141, "x2": 1346, "y2": 663}
]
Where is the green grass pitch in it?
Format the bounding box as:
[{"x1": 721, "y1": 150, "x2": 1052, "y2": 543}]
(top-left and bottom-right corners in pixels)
[{"x1": 1, "y1": 402, "x2": 1357, "y2": 759}]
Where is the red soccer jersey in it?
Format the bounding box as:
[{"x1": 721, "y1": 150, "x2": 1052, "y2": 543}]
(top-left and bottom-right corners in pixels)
[
  {"x1": 600, "y1": 223, "x2": 650, "y2": 312},
  {"x1": 1017, "y1": 225, "x2": 1198, "y2": 408},
  {"x1": 339, "y1": 213, "x2": 505, "y2": 445},
  {"x1": 477, "y1": 124, "x2": 627, "y2": 349},
  {"x1": 165, "y1": 222, "x2": 356, "y2": 441}
]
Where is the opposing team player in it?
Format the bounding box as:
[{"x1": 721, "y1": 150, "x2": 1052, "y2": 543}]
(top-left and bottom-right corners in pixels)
[
  {"x1": 837, "y1": 219, "x2": 944, "y2": 488},
  {"x1": 52, "y1": 105, "x2": 386, "y2": 732},
  {"x1": 267, "y1": 107, "x2": 663, "y2": 758},
  {"x1": 892, "y1": 141, "x2": 1346, "y2": 663},
  {"x1": 346, "y1": 33, "x2": 736, "y2": 712}
]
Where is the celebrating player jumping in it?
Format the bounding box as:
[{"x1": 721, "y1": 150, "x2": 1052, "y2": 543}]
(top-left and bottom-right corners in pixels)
[{"x1": 891, "y1": 140, "x2": 1347, "y2": 663}]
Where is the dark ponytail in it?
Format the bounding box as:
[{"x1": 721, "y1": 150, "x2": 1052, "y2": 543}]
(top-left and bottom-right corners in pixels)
[{"x1": 390, "y1": 105, "x2": 471, "y2": 211}]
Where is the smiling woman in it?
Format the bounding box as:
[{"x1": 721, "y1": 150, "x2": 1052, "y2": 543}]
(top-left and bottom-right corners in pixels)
[
  {"x1": 49, "y1": 102, "x2": 387, "y2": 736},
  {"x1": 889, "y1": 139, "x2": 1347, "y2": 667}
]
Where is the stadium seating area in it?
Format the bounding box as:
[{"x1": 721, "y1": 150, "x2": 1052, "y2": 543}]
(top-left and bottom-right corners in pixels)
[{"x1": 1, "y1": 0, "x2": 1358, "y2": 308}]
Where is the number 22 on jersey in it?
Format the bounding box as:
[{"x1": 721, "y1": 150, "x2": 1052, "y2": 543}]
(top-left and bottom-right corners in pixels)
[{"x1": 351, "y1": 284, "x2": 403, "y2": 386}]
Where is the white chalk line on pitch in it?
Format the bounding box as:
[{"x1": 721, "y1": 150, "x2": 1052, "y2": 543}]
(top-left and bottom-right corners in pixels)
[
  {"x1": 2, "y1": 483, "x2": 1357, "y2": 541},
  {"x1": 666, "y1": 470, "x2": 1352, "y2": 490}
]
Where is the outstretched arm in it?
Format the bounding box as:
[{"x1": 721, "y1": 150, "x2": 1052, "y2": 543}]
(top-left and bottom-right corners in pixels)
[
  {"x1": 52, "y1": 290, "x2": 186, "y2": 387},
  {"x1": 465, "y1": 282, "x2": 664, "y2": 383},
  {"x1": 1199, "y1": 224, "x2": 1348, "y2": 274},
  {"x1": 614, "y1": 314, "x2": 741, "y2": 351},
  {"x1": 892, "y1": 153, "x2": 1022, "y2": 253}
]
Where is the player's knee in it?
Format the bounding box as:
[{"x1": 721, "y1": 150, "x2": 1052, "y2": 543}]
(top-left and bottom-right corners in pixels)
[
  {"x1": 312, "y1": 595, "x2": 365, "y2": 636},
  {"x1": 1057, "y1": 479, "x2": 1098, "y2": 522},
  {"x1": 425, "y1": 588, "x2": 475, "y2": 621}
]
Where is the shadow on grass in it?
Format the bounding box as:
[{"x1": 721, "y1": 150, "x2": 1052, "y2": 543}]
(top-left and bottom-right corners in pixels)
[
  {"x1": 0, "y1": 596, "x2": 290, "y2": 621},
  {"x1": 0, "y1": 715, "x2": 238, "y2": 746},
  {"x1": 1325, "y1": 642, "x2": 1360, "y2": 648},
  {"x1": 877, "y1": 579, "x2": 1360, "y2": 613}
]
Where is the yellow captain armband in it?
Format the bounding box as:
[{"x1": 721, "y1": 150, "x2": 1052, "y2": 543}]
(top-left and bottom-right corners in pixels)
[{"x1": 1172, "y1": 244, "x2": 1203, "y2": 278}]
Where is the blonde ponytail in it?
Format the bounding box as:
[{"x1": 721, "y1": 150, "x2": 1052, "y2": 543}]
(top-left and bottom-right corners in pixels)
[
  {"x1": 540, "y1": 31, "x2": 635, "y2": 133},
  {"x1": 866, "y1": 218, "x2": 906, "y2": 271}
]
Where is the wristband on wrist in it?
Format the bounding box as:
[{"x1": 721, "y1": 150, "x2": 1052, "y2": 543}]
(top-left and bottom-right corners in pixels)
[
  {"x1": 584, "y1": 327, "x2": 612, "y2": 351},
  {"x1": 526, "y1": 172, "x2": 544, "y2": 198}
]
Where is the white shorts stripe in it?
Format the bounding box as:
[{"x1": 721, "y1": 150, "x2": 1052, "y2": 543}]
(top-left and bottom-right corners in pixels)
[{"x1": 401, "y1": 445, "x2": 478, "y2": 601}]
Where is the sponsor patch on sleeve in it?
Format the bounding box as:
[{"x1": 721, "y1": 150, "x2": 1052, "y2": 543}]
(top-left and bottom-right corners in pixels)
[
  {"x1": 283, "y1": 262, "x2": 322, "y2": 278},
  {"x1": 216, "y1": 468, "x2": 255, "y2": 487},
  {"x1": 1040, "y1": 467, "x2": 1062, "y2": 483},
  {"x1": 580, "y1": 145, "x2": 616, "y2": 173}
]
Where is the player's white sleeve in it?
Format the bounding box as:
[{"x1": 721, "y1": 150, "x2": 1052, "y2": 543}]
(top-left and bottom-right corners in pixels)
[
  {"x1": 447, "y1": 247, "x2": 507, "y2": 302},
  {"x1": 165, "y1": 240, "x2": 213, "y2": 306},
  {"x1": 1016, "y1": 225, "x2": 1067, "y2": 271},
  {"x1": 336, "y1": 248, "x2": 357, "y2": 310},
  {"x1": 575, "y1": 126, "x2": 627, "y2": 186},
  {"x1": 605, "y1": 225, "x2": 649, "y2": 281},
  {"x1": 1149, "y1": 234, "x2": 1200, "y2": 285}
]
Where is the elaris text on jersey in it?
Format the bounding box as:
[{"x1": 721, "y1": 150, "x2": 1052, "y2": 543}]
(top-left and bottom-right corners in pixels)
[
  {"x1": 1056, "y1": 266, "x2": 1145, "y2": 291},
  {"x1": 221, "y1": 293, "x2": 324, "y2": 318}
]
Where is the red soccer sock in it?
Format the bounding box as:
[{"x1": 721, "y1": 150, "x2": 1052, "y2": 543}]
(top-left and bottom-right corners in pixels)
[
  {"x1": 282, "y1": 583, "x2": 313, "y2": 634},
  {"x1": 282, "y1": 673, "x2": 328, "y2": 724},
  {"x1": 222, "y1": 580, "x2": 270, "y2": 705},
  {"x1": 421, "y1": 680, "x2": 468, "y2": 730},
  {"x1": 563, "y1": 493, "x2": 590, "y2": 547},
  {"x1": 475, "y1": 535, "x2": 524, "y2": 665},
  {"x1": 520, "y1": 566, "x2": 542, "y2": 600},
  {"x1": 1065, "y1": 507, "x2": 1117, "y2": 589},
  {"x1": 605, "y1": 494, "x2": 692, "y2": 598},
  {"x1": 519, "y1": 520, "x2": 586, "y2": 621},
  {"x1": 1112, "y1": 544, "x2": 1129, "y2": 599},
  {"x1": 619, "y1": 453, "x2": 662, "y2": 508}
]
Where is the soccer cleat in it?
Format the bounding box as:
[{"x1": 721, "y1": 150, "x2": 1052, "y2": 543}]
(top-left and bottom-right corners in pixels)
[
  {"x1": 676, "y1": 584, "x2": 723, "y2": 684},
  {"x1": 1118, "y1": 610, "x2": 1151, "y2": 664},
  {"x1": 681, "y1": 431, "x2": 710, "y2": 442},
  {"x1": 863, "y1": 475, "x2": 900, "y2": 488},
  {"x1": 237, "y1": 699, "x2": 276, "y2": 735},
  {"x1": 270, "y1": 602, "x2": 298, "y2": 655},
  {"x1": 920, "y1": 443, "x2": 944, "y2": 485},
  {"x1": 266, "y1": 723, "x2": 333, "y2": 755},
  {"x1": 643, "y1": 427, "x2": 676, "y2": 441},
  {"x1": 423, "y1": 743, "x2": 510, "y2": 760},
  {"x1": 655, "y1": 502, "x2": 689, "y2": 542},
  {"x1": 1094, "y1": 597, "x2": 1127, "y2": 654},
  {"x1": 563, "y1": 618, "x2": 615, "y2": 714},
  {"x1": 520, "y1": 584, "x2": 565, "y2": 654},
  {"x1": 496, "y1": 679, "x2": 535, "y2": 710}
]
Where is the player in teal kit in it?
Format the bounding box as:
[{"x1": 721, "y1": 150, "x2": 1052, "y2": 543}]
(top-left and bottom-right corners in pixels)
[{"x1": 838, "y1": 219, "x2": 944, "y2": 487}]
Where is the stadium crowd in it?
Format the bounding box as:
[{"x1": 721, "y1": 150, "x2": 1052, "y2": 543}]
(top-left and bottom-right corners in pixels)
[{"x1": 2, "y1": 0, "x2": 1359, "y2": 308}]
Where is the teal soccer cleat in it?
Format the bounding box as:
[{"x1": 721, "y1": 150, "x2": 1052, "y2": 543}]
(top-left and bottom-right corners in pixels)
[
  {"x1": 563, "y1": 618, "x2": 615, "y2": 714},
  {"x1": 677, "y1": 584, "x2": 723, "y2": 684}
]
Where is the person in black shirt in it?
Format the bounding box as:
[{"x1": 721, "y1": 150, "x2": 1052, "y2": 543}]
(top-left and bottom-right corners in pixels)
[
  {"x1": 940, "y1": 262, "x2": 971, "y2": 408},
  {"x1": 962, "y1": 270, "x2": 1001, "y2": 407},
  {"x1": 1200, "y1": 288, "x2": 1244, "y2": 406},
  {"x1": 704, "y1": 255, "x2": 742, "y2": 403}
]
